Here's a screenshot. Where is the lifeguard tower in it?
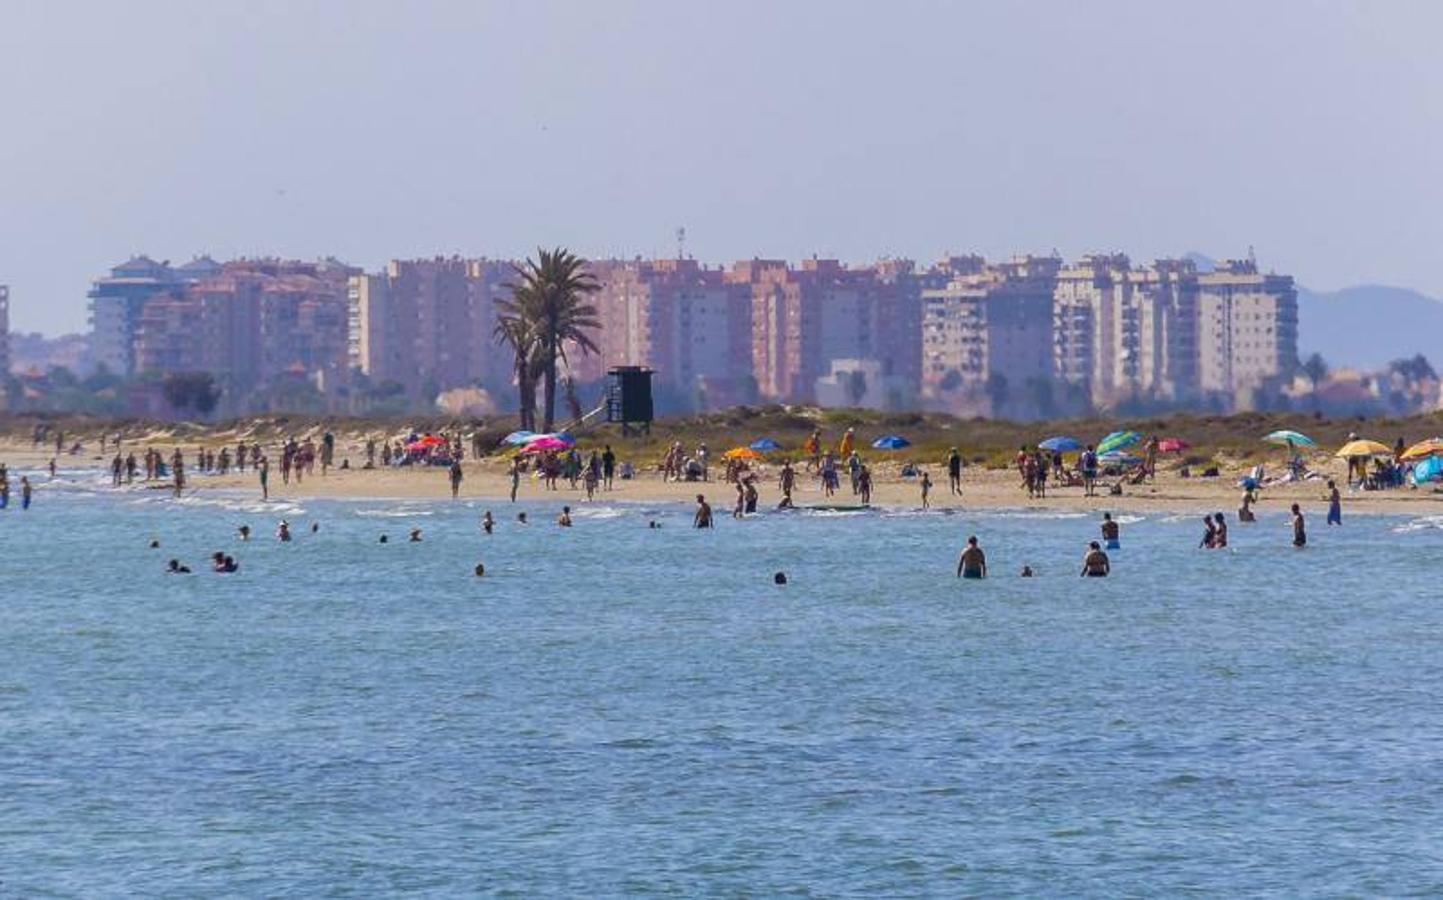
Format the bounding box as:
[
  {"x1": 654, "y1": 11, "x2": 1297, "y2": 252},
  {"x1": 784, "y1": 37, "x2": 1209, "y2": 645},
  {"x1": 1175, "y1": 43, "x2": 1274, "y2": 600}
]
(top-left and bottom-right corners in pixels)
[{"x1": 606, "y1": 366, "x2": 655, "y2": 435}]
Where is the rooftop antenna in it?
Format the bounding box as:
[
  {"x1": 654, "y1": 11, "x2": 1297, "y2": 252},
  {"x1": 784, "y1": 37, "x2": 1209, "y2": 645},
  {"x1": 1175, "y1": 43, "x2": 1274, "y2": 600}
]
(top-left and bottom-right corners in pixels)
[{"x1": 676, "y1": 226, "x2": 687, "y2": 260}]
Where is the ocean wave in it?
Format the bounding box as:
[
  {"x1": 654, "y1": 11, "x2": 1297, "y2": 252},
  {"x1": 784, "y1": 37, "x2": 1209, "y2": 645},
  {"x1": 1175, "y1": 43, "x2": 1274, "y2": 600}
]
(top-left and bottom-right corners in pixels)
[{"x1": 1392, "y1": 515, "x2": 1443, "y2": 534}]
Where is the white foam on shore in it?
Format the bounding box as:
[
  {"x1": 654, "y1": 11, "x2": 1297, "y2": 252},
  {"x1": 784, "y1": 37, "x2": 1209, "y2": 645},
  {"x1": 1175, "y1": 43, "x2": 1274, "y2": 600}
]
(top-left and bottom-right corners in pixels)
[{"x1": 1392, "y1": 515, "x2": 1443, "y2": 533}]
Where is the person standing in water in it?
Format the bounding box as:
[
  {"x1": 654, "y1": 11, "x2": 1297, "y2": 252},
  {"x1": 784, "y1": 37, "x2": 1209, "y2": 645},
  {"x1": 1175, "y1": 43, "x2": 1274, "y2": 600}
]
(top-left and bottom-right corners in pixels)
[
  {"x1": 20, "y1": 476, "x2": 32, "y2": 510},
  {"x1": 449, "y1": 459, "x2": 464, "y2": 499},
  {"x1": 1212, "y1": 513, "x2": 1228, "y2": 549},
  {"x1": 557, "y1": 506, "x2": 573, "y2": 527},
  {"x1": 482, "y1": 511, "x2": 494, "y2": 534},
  {"x1": 508, "y1": 458, "x2": 521, "y2": 503},
  {"x1": 778, "y1": 461, "x2": 796, "y2": 509},
  {"x1": 1100, "y1": 512, "x2": 1120, "y2": 550},
  {"x1": 694, "y1": 494, "x2": 713, "y2": 529},
  {"x1": 1081, "y1": 541, "x2": 1110, "y2": 577},
  {"x1": 1239, "y1": 491, "x2": 1257, "y2": 522},
  {"x1": 1325, "y1": 479, "x2": 1342, "y2": 526},
  {"x1": 1291, "y1": 503, "x2": 1307, "y2": 547},
  {"x1": 956, "y1": 536, "x2": 987, "y2": 579},
  {"x1": 258, "y1": 457, "x2": 269, "y2": 501},
  {"x1": 920, "y1": 472, "x2": 932, "y2": 509},
  {"x1": 1200, "y1": 515, "x2": 1217, "y2": 549},
  {"x1": 947, "y1": 447, "x2": 963, "y2": 496}
]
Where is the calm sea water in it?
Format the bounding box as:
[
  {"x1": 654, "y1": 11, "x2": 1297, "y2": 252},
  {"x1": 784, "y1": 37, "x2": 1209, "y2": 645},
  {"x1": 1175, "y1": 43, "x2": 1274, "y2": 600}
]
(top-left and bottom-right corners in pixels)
[{"x1": 3, "y1": 468, "x2": 1443, "y2": 895}]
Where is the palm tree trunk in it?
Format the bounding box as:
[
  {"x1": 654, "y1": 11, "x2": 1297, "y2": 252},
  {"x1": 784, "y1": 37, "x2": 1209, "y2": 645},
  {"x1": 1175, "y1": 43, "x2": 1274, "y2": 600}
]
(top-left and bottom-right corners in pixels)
[
  {"x1": 541, "y1": 338, "x2": 559, "y2": 433},
  {"x1": 514, "y1": 354, "x2": 533, "y2": 431}
]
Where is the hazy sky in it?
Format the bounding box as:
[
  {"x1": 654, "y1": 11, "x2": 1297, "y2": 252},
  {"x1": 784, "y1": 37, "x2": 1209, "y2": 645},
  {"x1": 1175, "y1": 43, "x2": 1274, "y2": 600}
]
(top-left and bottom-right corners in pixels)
[{"x1": 2, "y1": 1, "x2": 1439, "y2": 333}]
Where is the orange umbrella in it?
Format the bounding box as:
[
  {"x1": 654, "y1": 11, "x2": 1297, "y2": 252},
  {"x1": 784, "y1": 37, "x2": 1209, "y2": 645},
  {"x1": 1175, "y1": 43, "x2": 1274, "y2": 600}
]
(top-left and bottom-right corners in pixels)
[
  {"x1": 1400, "y1": 438, "x2": 1443, "y2": 462},
  {"x1": 724, "y1": 446, "x2": 763, "y2": 461}
]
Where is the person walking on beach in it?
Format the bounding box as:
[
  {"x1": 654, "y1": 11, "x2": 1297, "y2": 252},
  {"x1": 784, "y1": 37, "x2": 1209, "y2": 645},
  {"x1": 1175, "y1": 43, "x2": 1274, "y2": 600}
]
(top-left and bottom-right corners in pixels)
[
  {"x1": 1291, "y1": 504, "x2": 1307, "y2": 547},
  {"x1": 602, "y1": 444, "x2": 616, "y2": 490},
  {"x1": 956, "y1": 535, "x2": 987, "y2": 579},
  {"x1": 857, "y1": 465, "x2": 872, "y2": 506},
  {"x1": 1080, "y1": 445, "x2": 1099, "y2": 497},
  {"x1": 1326, "y1": 480, "x2": 1342, "y2": 526},
  {"x1": 920, "y1": 471, "x2": 932, "y2": 509},
  {"x1": 1101, "y1": 512, "x2": 1120, "y2": 550},
  {"x1": 694, "y1": 494, "x2": 714, "y2": 529},
  {"x1": 449, "y1": 459, "x2": 464, "y2": 499},
  {"x1": 1081, "y1": 541, "x2": 1110, "y2": 577},
  {"x1": 778, "y1": 460, "x2": 796, "y2": 509},
  {"x1": 947, "y1": 447, "x2": 963, "y2": 496}
]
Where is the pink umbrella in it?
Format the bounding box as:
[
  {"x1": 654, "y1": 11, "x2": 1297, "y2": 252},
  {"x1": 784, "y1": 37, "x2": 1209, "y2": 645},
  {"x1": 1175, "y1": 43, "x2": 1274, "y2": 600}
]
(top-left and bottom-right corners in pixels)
[
  {"x1": 521, "y1": 435, "x2": 569, "y2": 453},
  {"x1": 1158, "y1": 438, "x2": 1190, "y2": 453}
]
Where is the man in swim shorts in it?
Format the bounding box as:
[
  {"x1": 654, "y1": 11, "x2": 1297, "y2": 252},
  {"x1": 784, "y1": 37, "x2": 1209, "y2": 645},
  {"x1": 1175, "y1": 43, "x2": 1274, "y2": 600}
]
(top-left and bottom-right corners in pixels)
[
  {"x1": 1101, "y1": 512, "x2": 1120, "y2": 550},
  {"x1": 1081, "y1": 541, "x2": 1110, "y2": 577},
  {"x1": 956, "y1": 535, "x2": 987, "y2": 579}
]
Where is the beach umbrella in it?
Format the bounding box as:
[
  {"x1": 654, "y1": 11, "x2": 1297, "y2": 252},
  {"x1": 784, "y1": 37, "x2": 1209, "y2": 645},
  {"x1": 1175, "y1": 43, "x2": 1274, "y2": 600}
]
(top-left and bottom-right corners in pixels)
[
  {"x1": 1098, "y1": 450, "x2": 1142, "y2": 466},
  {"x1": 501, "y1": 430, "x2": 535, "y2": 446},
  {"x1": 1264, "y1": 430, "x2": 1315, "y2": 447},
  {"x1": 1400, "y1": 438, "x2": 1443, "y2": 461},
  {"x1": 724, "y1": 446, "x2": 763, "y2": 461},
  {"x1": 749, "y1": 437, "x2": 782, "y2": 452},
  {"x1": 1097, "y1": 430, "x2": 1141, "y2": 454},
  {"x1": 1413, "y1": 455, "x2": 1443, "y2": 484},
  {"x1": 1158, "y1": 437, "x2": 1189, "y2": 453},
  {"x1": 521, "y1": 435, "x2": 569, "y2": 453},
  {"x1": 1038, "y1": 436, "x2": 1082, "y2": 453},
  {"x1": 872, "y1": 434, "x2": 911, "y2": 450},
  {"x1": 1334, "y1": 439, "x2": 1393, "y2": 459}
]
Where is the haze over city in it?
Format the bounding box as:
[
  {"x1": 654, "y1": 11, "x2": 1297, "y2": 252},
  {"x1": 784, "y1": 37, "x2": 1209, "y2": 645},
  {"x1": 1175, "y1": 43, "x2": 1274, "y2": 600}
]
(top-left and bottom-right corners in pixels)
[{"x1": 3, "y1": 0, "x2": 1441, "y2": 335}]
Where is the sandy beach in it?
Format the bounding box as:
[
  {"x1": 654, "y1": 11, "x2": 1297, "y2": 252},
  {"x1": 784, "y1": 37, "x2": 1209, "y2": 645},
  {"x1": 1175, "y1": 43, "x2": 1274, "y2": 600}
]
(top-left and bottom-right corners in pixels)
[{"x1": 8, "y1": 432, "x2": 1442, "y2": 516}]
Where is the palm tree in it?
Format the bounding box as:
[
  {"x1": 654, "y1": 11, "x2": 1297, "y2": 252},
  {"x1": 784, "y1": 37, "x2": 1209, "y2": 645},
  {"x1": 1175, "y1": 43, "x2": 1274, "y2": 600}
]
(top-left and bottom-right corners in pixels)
[
  {"x1": 504, "y1": 247, "x2": 601, "y2": 432},
  {"x1": 493, "y1": 311, "x2": 539, "y2": 431}
]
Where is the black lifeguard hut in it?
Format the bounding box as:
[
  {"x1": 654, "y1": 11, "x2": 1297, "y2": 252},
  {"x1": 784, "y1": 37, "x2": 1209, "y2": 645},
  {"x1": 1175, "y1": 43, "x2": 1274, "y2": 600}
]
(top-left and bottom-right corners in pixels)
[{"x1": 606, "y1": 366, "x2": 655, "y2": 435}]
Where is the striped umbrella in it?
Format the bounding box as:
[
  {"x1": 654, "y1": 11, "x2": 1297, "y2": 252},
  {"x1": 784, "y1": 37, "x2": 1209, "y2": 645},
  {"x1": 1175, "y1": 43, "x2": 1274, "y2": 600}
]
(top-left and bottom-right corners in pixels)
[{"x1": 1097, "y1": 430, "x2": 1141, "y2": 454}]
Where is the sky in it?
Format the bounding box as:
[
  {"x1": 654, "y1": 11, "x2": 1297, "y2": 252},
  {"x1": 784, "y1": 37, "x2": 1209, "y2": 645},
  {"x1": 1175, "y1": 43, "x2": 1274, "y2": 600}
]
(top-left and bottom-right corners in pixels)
[{"x1": 1, "y1": 0, "x2": 1440, "y2": 334}]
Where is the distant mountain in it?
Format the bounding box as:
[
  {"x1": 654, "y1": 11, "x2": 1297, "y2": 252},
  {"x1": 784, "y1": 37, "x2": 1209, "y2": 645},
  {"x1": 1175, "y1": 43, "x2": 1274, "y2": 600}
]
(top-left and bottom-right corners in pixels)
[{"x1": 1297, "y1": 284, "x2": 1443, "y2": 370}]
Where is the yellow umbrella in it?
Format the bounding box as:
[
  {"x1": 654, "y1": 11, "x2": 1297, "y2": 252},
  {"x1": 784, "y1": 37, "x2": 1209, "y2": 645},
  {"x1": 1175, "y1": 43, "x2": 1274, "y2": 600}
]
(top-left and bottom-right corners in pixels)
[
  {"x1": 1334, "y1": 439, "x2": 1393, "y2": 458},
  {"x1": 724, "y1": 446, "x2": 763, "y2": 461},
  {"x1": 1400, "y1": 438, "x2": 1443, "y2": 461}
]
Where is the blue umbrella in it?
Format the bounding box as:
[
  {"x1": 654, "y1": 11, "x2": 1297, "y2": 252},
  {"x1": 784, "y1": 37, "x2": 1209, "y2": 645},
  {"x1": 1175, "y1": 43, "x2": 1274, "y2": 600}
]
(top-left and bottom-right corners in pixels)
[
  {"x1": 1264, "y1": 430, "x2": 1315, "y2": 447},
  {"x1": 1039, "y1": 436, "x2": 1082, "y2": 453},
  {"x1": 1097, "y1": 430, "x2": 1142, "y2": 454},
  {"x1": 502, "y1": 430, "x2": 535, "y2": 446},
  {"x1": 1414, "y1": 455, "x2": 1443, "y2": 484},
  {"x1": 872, "y1": 434, "x2": 911, "y2": 450},
  {"x1": 749, "y1": 437, "x2": 782, "y2": 451}
]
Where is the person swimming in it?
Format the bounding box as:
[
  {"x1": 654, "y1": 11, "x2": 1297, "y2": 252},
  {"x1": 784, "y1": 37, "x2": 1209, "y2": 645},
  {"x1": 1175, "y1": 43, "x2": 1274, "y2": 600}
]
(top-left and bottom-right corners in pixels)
[
  {"x1": 379, "y1": 534, "x2": 389, "y2": 543},
  {"x1": 1081, "y1": 541, "x2": 1110, "y2": 577},
  {"x1": 277, "y1": 520, "x2": 292, "y2": 542},
  {"x1": 409, "y1": 528, "x2": 423, "y2": 542},
  {"x1": 482, "y1": 511, "x2": 494, "y2": 534},
  {"x1": 557, "y1": 506, "x2": 573, "y2": 527},
  {"x1": 1019, "y1": 565, "x2": 1034, "y2": 578},
  {"x1": 517, "y1": 511, "x2": 528, "y2": 525},
  {"x1": 167, "y1": 559, "x2": 191, "y2": 574},
  {"x1": 956, "y1": 535, "x2": 987, "y2": 579},
  {"x1": 1101, "y1": 512, "x2": 1120, "y2": 550},
  {"x1": 474, "y1": 563, "x2": 486, "y2": 577},
  {"x1": 773, "y1": 571, "x2": 788, "y2": 585},
  {"x1": 238, "y1": 525, "x2": 251, "y2": 541}
]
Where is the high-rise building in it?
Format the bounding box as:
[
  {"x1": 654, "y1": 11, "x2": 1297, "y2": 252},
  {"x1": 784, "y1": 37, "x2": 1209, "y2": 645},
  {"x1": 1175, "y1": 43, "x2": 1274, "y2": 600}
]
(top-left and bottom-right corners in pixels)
[
  {"x1": 922, "y1": 256, "x2": 1058, "y2": 413},
  {"x1": 89, "y1": 256, "x2": 181, "y2": 375},
  {"x1": 732, "y1": 258, "x2": 920, "y2": 404},
  {"x1": 592, "y1": 258, "x2": 753, "y2": 407},
  {"x1": 349, "y1": 257, "x2": 508, "y2": 401},
  {"x1": 1196, "y1": 260, "x2": 1298, "y2": 403},
  {"x1": 0, "y1": 284, "x2": 10, "y2": 377}
]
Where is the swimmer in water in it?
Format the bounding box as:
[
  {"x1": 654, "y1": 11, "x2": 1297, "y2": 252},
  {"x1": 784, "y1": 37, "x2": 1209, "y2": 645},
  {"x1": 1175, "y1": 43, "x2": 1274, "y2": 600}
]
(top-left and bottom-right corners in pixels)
[
  {"x1": 1101, "y1": 512, "x2": 1120, "y2": 550},
  {"x1": 956, "y1": 535, "x2": 987, "y2": 579},
  {"x1": 149, "y1": 539, "x2": 161, "y2": 549},
  {"x1": 517, "y1": 511, "x2": 528, "y2": 525},
  {"x1": 1291, "y1": 503, "x2": 1306, "y2": 547},
  {"x1": 409, "y1": 528, "x2": 423, "y2": 542},
  {"x1": 310, "y1": 522, "x2": 319, "y2": 534},
  {"x1": 648, "y1": 520, "x2": 661, "y2": 529},
  {"x1": 238, "y1": 525, "x2": 251, "y2": 541},
  {"x1": 1212, "y1": 513, "x2": 1228, "y2": 549},
  {"x1": 211, "y1": 552, "x2": 228, "y2": 572},
  {"x1": 557, "y1": 506, "x2": 573, "y2": 527},
  {"x1": 773, "y1": 571, "x2": 788, "y2": 585},
  {"x1": 482, "y1": 511, "x2": 494, "y2": 534},
  {"x1": 474, "y1": 563, "x2": 486, "y2": 577},
  {"x1": 1019, "y1": 565, "x2": 1034, "y2": 578},
  {"x1": 379, "y1": 534, "x2": 389, "y2": 543},
  {"x1": 167, "y1": 559, "x2": 191, "y2": 574},
  {"x1": 277, "y1": 520, "x2": 292, "y2": 542},
  {"x1": 223, "y1": 555, "x2": 239, "y2": 573},
  {"x1": 694, "y1": 494, "x2": 713, "y2": 529},
  {"x1": 1081, "y1": 541, "x2": 1110, "y2": 577}
]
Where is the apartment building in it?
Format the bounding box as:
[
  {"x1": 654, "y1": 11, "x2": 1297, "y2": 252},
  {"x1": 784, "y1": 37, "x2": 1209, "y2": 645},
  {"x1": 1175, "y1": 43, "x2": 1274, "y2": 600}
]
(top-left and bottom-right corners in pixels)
[
  {"x1": 1197, "y1": 260, "x2": 1298, "y2": 402},
  {"x1": 0, "y1": 284, "x2": 10, "y2": 377},
  {"x1": 132, "y1": 258, "x2": 353, "y2": 395},
  {"x1": 592, "y1": 258, "x2": 753, "y2": 405},
  {"x1": 922, "y1": 256, "x2": 1058, "y2": 411},
  {"x1": 89, "y1": 256, "x2": 182, "y2": 375},
  {"x1": 732, "y1": 258, "x2": 920, "y2": 404},
  {"x1": 349, "y1": 257, "x2": 509, "y2": 400}
]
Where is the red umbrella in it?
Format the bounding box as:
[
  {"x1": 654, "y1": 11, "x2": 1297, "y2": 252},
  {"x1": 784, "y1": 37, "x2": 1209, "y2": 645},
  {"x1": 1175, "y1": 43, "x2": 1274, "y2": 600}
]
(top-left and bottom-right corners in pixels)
[{"x1": 1158, "y1": 438, "x2": 1189, "y2": 453}]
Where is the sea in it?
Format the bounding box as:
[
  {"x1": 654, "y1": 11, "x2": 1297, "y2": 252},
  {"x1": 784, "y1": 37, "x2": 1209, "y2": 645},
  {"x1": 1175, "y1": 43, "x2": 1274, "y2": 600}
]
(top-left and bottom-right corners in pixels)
[{"x1": 3, "y1": 466, "x2": 1443, "y2": 895}]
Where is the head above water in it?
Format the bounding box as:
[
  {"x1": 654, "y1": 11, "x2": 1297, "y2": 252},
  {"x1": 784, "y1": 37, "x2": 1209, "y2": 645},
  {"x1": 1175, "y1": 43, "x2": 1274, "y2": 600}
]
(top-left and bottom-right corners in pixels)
[
  {"x1": 967, "y1": 535, "x2": 978, "y2": 546},
  {"x1": 1089, "y1": 541, "x2": 1101, "y2": 550},
  {"x1": 773, "y1": 571, "x2": 788, "y2": 585}
]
